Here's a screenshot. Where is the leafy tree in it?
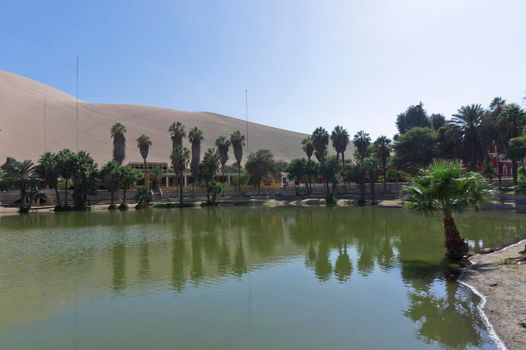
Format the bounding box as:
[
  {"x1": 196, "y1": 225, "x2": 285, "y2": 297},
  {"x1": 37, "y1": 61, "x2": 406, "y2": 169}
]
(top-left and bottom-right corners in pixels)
[
  {"x1": 373, "y1": 136, "x2": 391, "y2": 193},
  {"x1": 136, "y1": 134, "x2": 152, "y2": 188},
  {"x1": 319, "y1": 155, "x2": 338, "y2": 204},
  {"x1": 150, "y1": 166, "x2": 164, "y2": 195},
  {"x1": 498, "y1": 104, "x2": 526, "y2": 184},
  {"x1": 117, "y1": 165, "x2": 143, "y2": 210},
  {"x1": 393, "y1": 127, "x2": 437, "y2": 171},
  {"x1": 71, "y1": 150, "x2": 98, "y2": 210},
  {"x1": 353, "y1": 130, "x2": 371, "y2": 162},
  {"x1": 135, "y1": 187, "x2": 152, "y2": 209},
  {"x1": 436, "y1": 124, "x2": 463, "y2": 160},
  {"x1": 35, "y1": 151, "x2": 60, "y2": 208},
  {"x1": 214, "y1": 136, "x2": 230, "y2": 175},
  {"x1": 286, "y1": 158, "x2": 307, "y2": 193},
  {"x1": 331, "y1": 126, "x2": 350, "y2": 168},
  {"x1": 301, "y1": 136, "x2": 314, "y2": 161},
  {"x1": 489, "y1": 97, "x2": 506, "y2": 116},
  {"x1": 507, "y1": 136, "x2": 526, "y2": 184},
  {"x1": 57, "y1": 149, "x2": 76, "y2": 208},
  {"x1": 429, "y1": 113, "x2": 446, "y2": 131},
  {"x1": 396, "y1": 102, "x2": 430, "y2": 134},
  {"x1": 403, "y1": 161, "x2": 492, "y2": 259},
  {"x1": 171, "y1": 145, "x2": 190, "y2": 205},
  {"x1": 198, "y1": 148, "x2": 221, "y2": 204},
  {"x1": 169, "y1": 121, "x2": 186, "y2": 150},
  {"x1": 101, "y1": 160, "x2": 121, "y2": 210},
  {"x1": 312, "y1": 127, "x2": 329, "y2": 163},
  {"x1": 245, "y1": 149, "x2": 276, "y2": 195},
  {"x1": 451, "y1": 104, "x2": 486, "y2": 170},
  {"x1": 363, "y1": 155, "x2": 378, "y2": 204},
  {"x1": 0, "y1": 158, "x2": 38, "y2": 213},
  {"x1": 230, "y1": 130, "x2": 245, "y2": 191},
  {"x1": 111, "y1": 122, "x2": 127, "y2": 165},
  {"x1": 188, "y1": 127, "x2": 204, "y2": 195}
]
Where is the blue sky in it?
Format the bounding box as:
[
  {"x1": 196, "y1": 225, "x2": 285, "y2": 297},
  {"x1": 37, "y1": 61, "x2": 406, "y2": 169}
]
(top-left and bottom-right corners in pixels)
[{"x1": 1, "y1": 0, "x2": 525, "y2": 138}]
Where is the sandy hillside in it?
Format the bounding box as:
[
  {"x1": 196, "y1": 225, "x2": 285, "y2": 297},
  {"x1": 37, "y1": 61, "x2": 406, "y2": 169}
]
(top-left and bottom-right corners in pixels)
[{"x1": 0, "y1": 70, "x2": 329, "y2": 166}]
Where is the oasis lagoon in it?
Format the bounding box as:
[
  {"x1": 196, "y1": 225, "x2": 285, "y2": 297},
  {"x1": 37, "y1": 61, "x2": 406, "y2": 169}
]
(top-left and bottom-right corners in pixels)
[{"x1": 1, "y1": 207, "x2": 525, "y2": 350}]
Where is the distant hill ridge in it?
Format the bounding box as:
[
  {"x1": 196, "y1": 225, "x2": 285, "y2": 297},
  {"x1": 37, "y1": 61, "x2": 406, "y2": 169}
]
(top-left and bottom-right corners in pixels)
[{"x1": 0, "y1": 70, "x2": 309, "y2": 165}]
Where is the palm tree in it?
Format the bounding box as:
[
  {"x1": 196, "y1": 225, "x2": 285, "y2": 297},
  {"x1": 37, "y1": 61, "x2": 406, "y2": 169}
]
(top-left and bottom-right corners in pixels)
[
  {"x1": 198, "y1": 148, "x2": 221, "y2": 204},
  {"x1": 330, "y1": 126, "x2": 350, "y2": 168},
  {"x1": 497, "y1": 104, "x2": 526, "y2": 184},
  {"x1": 311, "y1": 127, "x2": 329, "y2": 163},
  {"x1": 353, "y1": 131, "x2": 371, "y2": 205},
  {"x1": 0, "y1": 159, "x2": 37, "y2": 213},
  {"x1": 188, "y1": 127, "x2": 204, "y2": 195},
  {"x1": 136, "y1": 134, "x2": 152, "y2": 188},
  {"x1": 450, "y1": 104, "x2": 486, "y2": 170},
  {"x1": 71, "y1": 150, "x2": 98, "y2": 210},
  {"x1": 111, "y1": 123, "x2": 127, "y2": 165},
  {"x1": 403, "y1": 161, "x2": 492, "y2": 260},
  {"x1": 489, "y1": 97, "x2": 506, "y2": 116},
  {"x1": 101, "y1": 160, "x2": 121, "y2": 210},
  {"x1": 353, "y1": 131, "x2": 371, "y2": 162},
  {"x1": 171, "y1": 145, "x2": 190, "y2": 205},
  {"x1": 150, "y1": 166, "x2": 164, "y2": 196},
  {"x1": 57, "y1": 149, "x2": 75, "y2": 208},
  {"x1": 35, "y1": 151, "x2": 60, "y2": 208},
  {"x1": 169, "y1": 121, "x2": 186, "y2": 150},
  {"x1": 215, "y1": 136, "x2": 231, "y2": 176},
  {"x1": 230, "y1": 130, "x2": 245, "y2": 191},
  {"x1": 301, "y1": 136, "x2": 314, "y2": 161},
  {"x1": 373, "y1": 136, "x2": 392, "y2": 193}
]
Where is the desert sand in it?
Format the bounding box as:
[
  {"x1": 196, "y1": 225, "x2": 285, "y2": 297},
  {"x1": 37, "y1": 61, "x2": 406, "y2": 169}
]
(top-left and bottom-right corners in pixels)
[{"x1": 0, "y1": 70, "x2": 323, "y2": 165}]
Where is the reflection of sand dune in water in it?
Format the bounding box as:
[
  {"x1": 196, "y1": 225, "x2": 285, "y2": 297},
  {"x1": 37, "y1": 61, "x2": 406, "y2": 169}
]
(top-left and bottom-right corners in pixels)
[
  {"x1": 0, "y1": 70, "x2": 310, "y2": 165},
  {"x1": 0, "y1": 210, "x2": 303, "y2": 332}
]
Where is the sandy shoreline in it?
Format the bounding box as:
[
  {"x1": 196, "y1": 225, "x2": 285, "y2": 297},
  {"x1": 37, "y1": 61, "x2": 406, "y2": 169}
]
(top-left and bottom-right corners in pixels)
[{"x1": 461, "y1": 240, "x2": 526, "y2": 350}]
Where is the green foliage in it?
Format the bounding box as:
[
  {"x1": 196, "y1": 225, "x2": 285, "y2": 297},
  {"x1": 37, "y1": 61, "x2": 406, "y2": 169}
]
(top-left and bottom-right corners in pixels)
[
  {"x1": 245, "y1": 149, "x2": 276, "y2": 194},
  {"x1": 215, "y1": 136, "x2": 231, "y2": 173},
  {"x1": 331, "y1": 126, "x2": 350, "y2": 165},
  {"x1": 169, "y1": 121, "x2": 186, "y2": 148},
  {"x1": 402, "y1": 161, "x2": 492, "y2": 216},
  {"x1": 506, "y1": 135, "x2": 526, "y2": 162},
  {"x1": 198, "y1": 148, "x2": 221, "y2": 204},
  {"x1": 312, "y1": 127, "x2": 329, "y2": 163},
  {"x1": 0, "y1": 158, "x2": 38, "y2": 212},
  {"x1": 429, "y1": 113, "x2": 446, "y2": 131},
  {"x1": 301, "y1": 136, "x2": 314, "y2": 160},
  {"x1": 380, "y1": 169, "x2": 412, "y2": 183},
  {"x1": 396, "y1": 102, "x2": 430, "y2": 134},
  {"x1": 110, "y1": 122, "x2": 127, "y2": 165},
  {"x1": 136, "y1": 134, "x2": 151, "y2": 161},
  {"x1": 450, "y1": 104, "x2": 486, "y2": 169},
  {"x1": 393, "y1": 127, "x2": 437, "y2": 171},
  {"x1": 71, "y1": 150, "x2": 99, "y2": 209},
  {"x1": 135, "y1": 187, "x2": 152, "y2": 209},
  {"x1": 353, "y1": 130, "x2": 371, "y2": 162}
]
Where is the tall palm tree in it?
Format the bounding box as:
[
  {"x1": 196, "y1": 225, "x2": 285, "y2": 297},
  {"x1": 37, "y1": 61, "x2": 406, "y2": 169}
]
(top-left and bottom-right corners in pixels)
[
  {"x1": 0, "y1": 159, "x2": 36, "y2": 213},
  {"x1": 330, "y1": 126, "x2": 350, "y2": 168},
  {"x1": 373, "y1": 136, "x2": 392, "y2": 193},
  {"x1": 403, "y1": 161, "x2": 492, "y2": 260},
  {"x1": 118, "y1": 166, "x2": 143, "y2": 210},
  {"x1": 57, "y1": 149, "x2": 75, "y2": 208},
  {"x1": 35, "y1": 151, "x2": 60, "y2": 208},
  {"x1": 150, "y1": 166, "x2": 164, "y2": 196},
  {"x1": 230, "y1": 130, "x2": 245, "y2": 191},
  {"x1": 353, "y1": 130, "x2": 371, "y2": 162},
  {"x1": 169, "y1": 121, "x2": 186, "y2": 150},
  {"x1": 136, "y1": 134, "x2": 152, "y2": 188},
  {"x1": 71, "y1": 150, "x2": 98, "y2": 210},
  {"x1": 199, "y1": 148, "x2": 221, "y2": 204},
  {"x1": 489, "y1": 97, "x2": 506, "y2": 116},
  {"x1": 353, "y1": 131, "x2": 371, "y2": 205},
  {"x1": 171, "y1": 145, "x2": 190, "y2": 205},
  {"x1": 450, "y1": 104, "x2": 486, "y2": 170},
  {"x1": 311, "y1": 127, "x2": 329, "y2": 163},
  {"x1": 215, "y1": 136, "x2": 230, "y2": 176},
  {"x1": 301, "y1": 136, "x2": 314, "y2": 161},
  {"x1": 497, "y1": 104, "x2": 526, "y2": 184},
  {"x1": 111, "y1": 123, "x2": 127, "y2": 165},
  {"x1": 188, "y1": 127, "x2": 204, "y2": 195}
]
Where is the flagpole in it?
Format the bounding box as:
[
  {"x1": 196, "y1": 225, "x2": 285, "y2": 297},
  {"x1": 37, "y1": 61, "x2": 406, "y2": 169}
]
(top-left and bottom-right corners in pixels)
[
  {"x1": 245, "y1": 89, "x2": 249, "y2": 154},
  {"x1": 76, "y1": 57, "x2": 79, "y2": 151}
]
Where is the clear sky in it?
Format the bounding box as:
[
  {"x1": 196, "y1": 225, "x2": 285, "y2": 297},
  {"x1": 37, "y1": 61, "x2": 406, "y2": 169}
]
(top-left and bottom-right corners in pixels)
[{"x1": 1, "y1": 0, "x2": 525, "y2": 139}]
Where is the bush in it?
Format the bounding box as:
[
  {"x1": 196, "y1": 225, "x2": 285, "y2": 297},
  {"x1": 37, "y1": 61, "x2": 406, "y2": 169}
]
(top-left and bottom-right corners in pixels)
[{"x1": 380, "y1": 169, "x2": 412, "y2": 182}]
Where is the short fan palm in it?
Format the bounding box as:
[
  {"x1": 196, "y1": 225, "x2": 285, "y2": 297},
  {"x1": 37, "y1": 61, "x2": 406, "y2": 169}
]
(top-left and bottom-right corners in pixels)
[{"x1": 402, "y1": 161, "x2": 492, "y2": 260}]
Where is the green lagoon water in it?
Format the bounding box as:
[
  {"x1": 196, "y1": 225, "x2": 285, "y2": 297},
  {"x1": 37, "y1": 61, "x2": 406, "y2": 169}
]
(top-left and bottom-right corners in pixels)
[{"x1": 1, "y1": 207, "x2": 525, "y2": 349}]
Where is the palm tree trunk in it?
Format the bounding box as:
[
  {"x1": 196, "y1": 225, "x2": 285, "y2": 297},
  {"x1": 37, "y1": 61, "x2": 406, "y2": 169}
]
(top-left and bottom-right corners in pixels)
[
  {"x1": 110, "y1": 190, "x2": 115, "y2": 209},
  {"x1": 143, "y1": 158, "x2": 149, "y2": 189},
  {"x1": 238, "y1": 163, "x2": 241, "y2": 194},
  {"x1": 64, "y1": 179, "x2": 69, "y2": 208},
  {"x1": 443, "y1": 213, "x2": 469, "y2": 260},
  {"x1": 383, "y1": 165, "x2": 387, "y2": 194},
  {"x1": 54, "y1": 184, "x2": 61, "y2": 208},
  {"x1": 369, "y1": 170, "x2": 376, "y2": 205},
  {"x1": 512, "y1": 160, "x2": 518, "y2": 185},
  {"x1": 179, "y1": 173, "x2": 184, "y2": 205}
]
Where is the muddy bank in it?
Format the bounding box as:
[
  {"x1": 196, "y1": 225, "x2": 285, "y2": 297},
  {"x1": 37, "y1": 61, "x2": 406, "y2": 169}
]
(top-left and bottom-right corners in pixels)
[{"x1": 461, "y1": 240, "x2": 526, "y2": 350}]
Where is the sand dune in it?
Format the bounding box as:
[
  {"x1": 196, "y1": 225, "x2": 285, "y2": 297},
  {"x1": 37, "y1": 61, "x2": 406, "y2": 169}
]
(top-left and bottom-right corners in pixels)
[{"x1": 0, "y1": 70, "x2": 316, "y2": 166}]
